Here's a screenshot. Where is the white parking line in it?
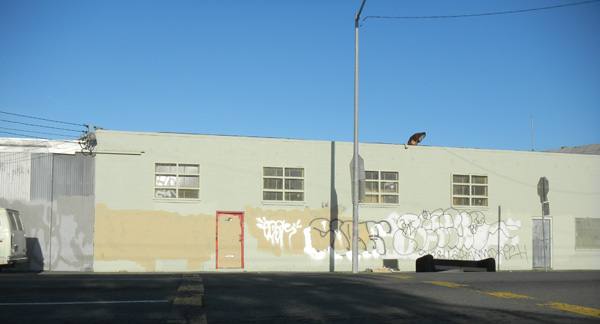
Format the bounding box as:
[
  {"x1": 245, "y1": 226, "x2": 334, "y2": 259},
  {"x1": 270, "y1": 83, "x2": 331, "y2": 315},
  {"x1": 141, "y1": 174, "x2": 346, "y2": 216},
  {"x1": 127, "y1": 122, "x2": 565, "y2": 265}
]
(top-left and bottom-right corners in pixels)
[{"x1": 0, "y1": 300, "x2": 169, "y2": 306}]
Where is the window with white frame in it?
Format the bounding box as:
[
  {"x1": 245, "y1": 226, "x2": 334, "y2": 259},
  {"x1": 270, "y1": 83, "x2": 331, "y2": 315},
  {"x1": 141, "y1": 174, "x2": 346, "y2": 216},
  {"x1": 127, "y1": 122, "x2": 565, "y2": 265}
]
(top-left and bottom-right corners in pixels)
[
  {"x1": 263, "y1": 167, "x2": 304, "y2": 201},
  {"x1": 452, "y1": 174, "x2": 488, "y2": 207},
  {"x1": 155, "y1": 163, "x2": 200, "y2": 199},
  {"x1": 365, "y1": 171, "x2": 399, "y2": 204}
]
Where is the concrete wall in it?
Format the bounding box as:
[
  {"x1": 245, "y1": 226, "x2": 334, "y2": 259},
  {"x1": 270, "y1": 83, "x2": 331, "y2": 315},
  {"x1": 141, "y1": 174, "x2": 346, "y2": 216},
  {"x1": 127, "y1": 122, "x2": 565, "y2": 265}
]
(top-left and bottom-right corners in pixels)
[{"x1": 93, "y1": 130, "x2": 600, "y2": 272}]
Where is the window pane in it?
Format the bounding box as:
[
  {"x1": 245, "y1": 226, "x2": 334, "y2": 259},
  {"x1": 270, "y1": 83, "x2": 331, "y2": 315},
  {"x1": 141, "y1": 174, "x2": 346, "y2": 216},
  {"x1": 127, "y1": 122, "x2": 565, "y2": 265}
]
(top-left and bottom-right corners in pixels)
[
  {"x1": 155, "y1": 189, "x2": 176, "y2": 198},
  {"x1": 264, "y1": 167, "x2": 283, "y2": 177},
  {"x1": 8, "y1": 212, "x2": 17, "y2": 231},
  {"x1": 382, "y1": 195, "x2": 398, "y2": 204},
  {"x1": 263, "y1": 191, "x2": 283, "y2": 201},
  {"x1": 179, "y1": 164, "x2": 199, "y2": 174},
  {"x1": 381, "y1": 172, "x2": 398, "y2": 181},
  {"x1": 365, "y1": 171, "x2": 379, "y2": 180},
  {"x1": 178, "y1": 176, "x2": 199, "y2": 188},
  {"x1": 285, "y1": 192, "x2": 304, "y2": 201},
  {"x1": 365, "y1": 181, "x2": 379, "y2": 193},
  {"x1": 453, "y1": 197, "x2": 470, "y2": 206},
  {"x1": 472, "y1": 185, "x2": 488, "y2": 196},
  {"x1": 453, "y1": 175, "x2": 470, "y2": 183},
  {"x1": 178, "y1": 189, "x2": 199, "y2": 199},
  {"x1": 472, "y1": 176, "x2": 488, "y2": 184},
  {"x1": 13, "y1": 213, "x2": 23, "y2": 231},
  {"x1": 156, "y1": 175, "x2": 177, "y2": 187},
  {"x1": 365, "y1": 195, "x2": 379, "y2": 203},
  {"x1": 381, "y1": 182, "x2": 397, "y2": 193},
  {"x1": 156, "y1": 163, "x2": 176, "y2": 173},
  {"x1": 453, "y1": 184, "x2": 469, "y2": 195},
  {"x1": 264, "y1": 178, "x2": 283, "y2": 189},
  {"x1": 472, "y1": 198, "x2": 488, "y2": 206},
  {"x1": 285, "y1": 179, "x2": 303, "y2": 190},
  {"x1": 285, "y1": 168, "x2": 304, "y2": 177}
]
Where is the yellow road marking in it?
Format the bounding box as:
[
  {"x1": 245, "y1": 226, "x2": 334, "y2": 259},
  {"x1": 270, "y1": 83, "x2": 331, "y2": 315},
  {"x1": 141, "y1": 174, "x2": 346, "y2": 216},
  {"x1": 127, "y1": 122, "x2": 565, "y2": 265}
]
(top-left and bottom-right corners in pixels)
[
  {"x1": 420, "y1": 279, "x2": 600, "y2": 318},
  {"x1": 390, "y1": 275, "x2": 414, "y2": 279},
  {"x1": 423, "y1": 281, "x2": 468, "y2": 288},
  {"x1": 538, "y1": 302, "x2": 600, "y2": 318},
  {"x1": 483, "y1": 292, "x2": 536, "y2": 299}
]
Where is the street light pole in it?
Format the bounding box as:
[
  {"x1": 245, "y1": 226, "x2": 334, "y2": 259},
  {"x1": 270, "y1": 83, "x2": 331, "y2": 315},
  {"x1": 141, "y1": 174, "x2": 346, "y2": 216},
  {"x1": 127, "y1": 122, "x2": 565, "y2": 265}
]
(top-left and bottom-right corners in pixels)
[{"x1": 352, "y1": 0, "x2": 366, "y2": 274}]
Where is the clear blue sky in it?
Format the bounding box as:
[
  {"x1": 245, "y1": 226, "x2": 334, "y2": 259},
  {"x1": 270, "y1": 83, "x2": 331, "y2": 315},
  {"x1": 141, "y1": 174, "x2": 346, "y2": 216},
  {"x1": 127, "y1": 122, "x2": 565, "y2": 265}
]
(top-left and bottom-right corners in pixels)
[{"x1": 1, "y1": 1, "x2": 599, "y2": 151}]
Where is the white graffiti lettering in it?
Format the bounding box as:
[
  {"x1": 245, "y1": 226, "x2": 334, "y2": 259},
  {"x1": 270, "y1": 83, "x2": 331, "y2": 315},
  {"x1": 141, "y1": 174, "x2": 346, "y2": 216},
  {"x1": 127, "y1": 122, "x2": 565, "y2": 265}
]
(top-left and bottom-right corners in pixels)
[
  {"x1": 303, "y1": 208, "x2": 525, "y2": 263},
  {"x1": 256, "y1": 217, "x2": 302, "y2": 249}
]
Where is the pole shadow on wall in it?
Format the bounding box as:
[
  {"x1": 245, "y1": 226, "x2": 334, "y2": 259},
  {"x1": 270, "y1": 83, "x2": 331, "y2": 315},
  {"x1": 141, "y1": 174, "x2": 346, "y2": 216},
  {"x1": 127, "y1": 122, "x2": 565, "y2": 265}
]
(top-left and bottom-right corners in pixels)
[{"x1": 330, "y1": 141, "x2": 338, "y2": 272}]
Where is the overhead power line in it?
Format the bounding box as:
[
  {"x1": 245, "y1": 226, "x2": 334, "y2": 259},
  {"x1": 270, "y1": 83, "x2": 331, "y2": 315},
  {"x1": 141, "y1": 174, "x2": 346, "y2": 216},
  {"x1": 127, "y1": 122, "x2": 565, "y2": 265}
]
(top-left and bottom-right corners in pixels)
[
  {"x1": 0, "y1": 110, "x2": 85, "y2": 127},
  {"x1": 0, "y1": 126, "x2": 74, "y2": 138},
  {"x1": 0, "y1": 118, "x2": 83, "y2": 133},
  {"x1": 362, "y1": 0, "x2": 600, "y2": 24}
]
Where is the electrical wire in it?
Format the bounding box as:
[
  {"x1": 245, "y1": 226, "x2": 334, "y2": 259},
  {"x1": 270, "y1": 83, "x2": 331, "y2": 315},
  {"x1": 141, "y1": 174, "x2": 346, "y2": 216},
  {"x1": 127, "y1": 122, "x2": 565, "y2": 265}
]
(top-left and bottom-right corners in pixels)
[
  {"x1": 0, "y1": 110, "x2": 85, "y2": 127},
  {"x1": 0, "y1": 136, "x2": 83, "y2": 165},
  {"x1": 0, "y1": 118, "x2": 83, "y2": 133},
  {"x1": 0, "y1": 126, "x2": 75, "y2": 138},
  {"x1": 361, "y1": 0, "x2": 600, "y2": 24},
  {"x1": 0, "y1": 110, "x2": 91, "y2": 163}
]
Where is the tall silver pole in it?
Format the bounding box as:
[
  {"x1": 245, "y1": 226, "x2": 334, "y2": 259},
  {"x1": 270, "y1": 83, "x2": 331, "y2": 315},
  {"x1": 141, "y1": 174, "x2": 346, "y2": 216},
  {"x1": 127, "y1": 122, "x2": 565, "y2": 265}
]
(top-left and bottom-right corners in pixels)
[
  {"x1": 542, "y1": 207, "x2": 547, "y2": 272},
  {"x1": 352, "y1": 0, "x2": 366, "y2": 274},
  {"x1": 497, "y1": 205, "x2": 501, "y2": 271}
]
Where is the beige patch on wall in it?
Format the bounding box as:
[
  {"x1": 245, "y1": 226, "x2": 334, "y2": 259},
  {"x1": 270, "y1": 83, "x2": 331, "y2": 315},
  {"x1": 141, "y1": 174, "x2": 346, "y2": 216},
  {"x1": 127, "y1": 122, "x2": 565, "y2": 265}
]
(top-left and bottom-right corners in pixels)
[{"x1": 94, "y1": 204, "x2": 214, "y2": 271}]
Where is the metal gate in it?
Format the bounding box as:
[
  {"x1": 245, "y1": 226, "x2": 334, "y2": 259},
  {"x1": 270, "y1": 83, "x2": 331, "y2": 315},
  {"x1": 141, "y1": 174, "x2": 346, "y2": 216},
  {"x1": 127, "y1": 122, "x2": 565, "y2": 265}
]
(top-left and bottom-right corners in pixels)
[{"x1": 532, "y1": 219, "x2": 551, "y2": 269}]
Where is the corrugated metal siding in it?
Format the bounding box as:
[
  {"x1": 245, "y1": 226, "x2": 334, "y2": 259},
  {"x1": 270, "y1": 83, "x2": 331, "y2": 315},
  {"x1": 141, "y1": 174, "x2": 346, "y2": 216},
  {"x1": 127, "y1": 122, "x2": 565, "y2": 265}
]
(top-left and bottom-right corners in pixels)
[
  {"x1": 49, "y1": 154, "x2": 95, "y2": 271},
  {"x1": 26, "y1": 153, "x2": 54, "y2": 271},
  {"x1": 0, "y1": 152, "x2": 31, "y2": 201},
  {"x1": 30, "y1": 153, "x2": 53, "y2": 201},
  {"x1": 0, "y1": 152, "x2": 95, "y2": 272}
]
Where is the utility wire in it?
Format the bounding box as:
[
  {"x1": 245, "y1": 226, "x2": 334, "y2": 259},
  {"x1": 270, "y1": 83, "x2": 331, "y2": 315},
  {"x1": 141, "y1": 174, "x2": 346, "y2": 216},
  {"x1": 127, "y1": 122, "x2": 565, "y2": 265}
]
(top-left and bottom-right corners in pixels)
[
  {"x1": 362, "y1": 0, "x2": 599, "y2": 24},
  {"x1": 0, "y1": 126, "x2": 74, "y2": 138},
  {"x1": 0, "y1": 118, "x2": 83, "y2": 133},
  {"x1": 0, "y1": 110, "x2": 85, "y2": 127}
]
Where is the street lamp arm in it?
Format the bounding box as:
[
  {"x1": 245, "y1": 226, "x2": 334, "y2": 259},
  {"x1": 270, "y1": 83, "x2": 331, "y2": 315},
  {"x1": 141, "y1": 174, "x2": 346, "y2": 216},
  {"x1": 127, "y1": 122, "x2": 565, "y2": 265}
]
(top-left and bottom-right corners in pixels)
[{"x1": 356, "y1": 0, "x2": 367, "y2": 27}]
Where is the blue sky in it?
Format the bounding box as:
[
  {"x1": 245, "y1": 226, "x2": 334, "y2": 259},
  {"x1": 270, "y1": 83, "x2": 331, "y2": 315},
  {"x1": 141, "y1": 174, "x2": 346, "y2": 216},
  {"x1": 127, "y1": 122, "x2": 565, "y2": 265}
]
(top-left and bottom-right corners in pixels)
[{"x1": 1, "y1": 0, "x2": 598, "y2": 151}]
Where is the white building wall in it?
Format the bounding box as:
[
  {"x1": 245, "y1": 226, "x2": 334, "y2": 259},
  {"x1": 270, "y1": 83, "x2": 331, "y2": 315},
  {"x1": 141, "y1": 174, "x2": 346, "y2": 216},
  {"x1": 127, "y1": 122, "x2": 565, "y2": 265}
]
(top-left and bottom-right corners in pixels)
[{"x1": 93, "y1": 130, "x2": 600, "y2": 272}]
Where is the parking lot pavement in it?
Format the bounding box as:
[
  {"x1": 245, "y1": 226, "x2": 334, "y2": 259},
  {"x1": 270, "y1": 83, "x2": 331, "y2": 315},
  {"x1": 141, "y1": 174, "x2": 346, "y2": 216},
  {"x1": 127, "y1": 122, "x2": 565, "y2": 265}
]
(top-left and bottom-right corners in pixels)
[
  {"x1": 1, "y1": 271, "x2": 599, "y2": 323},
  {"x1": 199, "y1": 271, "x2": 600, "y2": 324},
  {"x1": 167, "y1": 273, "x2": 206, "y2": 324},
  {"x1": 0, "y1": 272, "x2": 205, "y2": 324}
]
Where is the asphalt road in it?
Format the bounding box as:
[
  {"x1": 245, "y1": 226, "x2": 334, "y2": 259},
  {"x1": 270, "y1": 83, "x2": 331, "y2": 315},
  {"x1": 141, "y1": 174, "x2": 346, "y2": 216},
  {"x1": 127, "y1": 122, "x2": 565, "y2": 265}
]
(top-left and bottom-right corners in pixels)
[
  {"x1": 1, "y1": 271, "x2": 599, "y2": 324},
  {"x1": 202, "y1": 271, "x2": 600, "y2": 324}
]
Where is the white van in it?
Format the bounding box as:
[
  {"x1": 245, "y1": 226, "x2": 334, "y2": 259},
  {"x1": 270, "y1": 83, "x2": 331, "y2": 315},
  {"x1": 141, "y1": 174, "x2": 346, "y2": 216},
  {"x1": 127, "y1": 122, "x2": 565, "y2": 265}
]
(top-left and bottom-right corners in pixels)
[{"x1": 0, "y1": 208, "x2": 27, "y2": 267}]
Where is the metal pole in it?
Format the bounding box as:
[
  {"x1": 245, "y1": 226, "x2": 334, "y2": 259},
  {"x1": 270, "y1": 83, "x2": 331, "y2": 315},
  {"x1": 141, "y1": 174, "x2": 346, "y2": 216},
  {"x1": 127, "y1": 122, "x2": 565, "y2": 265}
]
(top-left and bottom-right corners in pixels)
[
  {"x1": 352, "y1": 0, "x2": 366, "y2": 274},
  {"x1": 531, "y1": 116, "x2": 534, "y2": 151},
  {"x1": 497, "y1": 206, "x2": 501, "y2": 272},
  {"x1": 542, "y1": 207, "x2": 547, "y2": 272}
]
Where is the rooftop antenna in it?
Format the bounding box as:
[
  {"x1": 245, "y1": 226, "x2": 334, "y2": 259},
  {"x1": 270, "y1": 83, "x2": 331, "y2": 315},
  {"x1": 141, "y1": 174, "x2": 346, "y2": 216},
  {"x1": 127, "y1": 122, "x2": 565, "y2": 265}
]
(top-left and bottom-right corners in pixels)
[{"x1": 531, "y1": 116, "x2": 535, "y2": 151}]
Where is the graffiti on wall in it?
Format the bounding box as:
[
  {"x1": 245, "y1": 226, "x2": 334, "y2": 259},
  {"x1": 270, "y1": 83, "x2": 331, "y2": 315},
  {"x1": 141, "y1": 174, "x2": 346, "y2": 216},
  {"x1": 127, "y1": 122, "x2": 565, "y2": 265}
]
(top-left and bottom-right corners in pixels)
[
  {"x1": 250, "y1": 207, "x2": 526, "y2": 263},
  {"x1": 256, "y1": 217, "x2": 302, "y2": 249}
]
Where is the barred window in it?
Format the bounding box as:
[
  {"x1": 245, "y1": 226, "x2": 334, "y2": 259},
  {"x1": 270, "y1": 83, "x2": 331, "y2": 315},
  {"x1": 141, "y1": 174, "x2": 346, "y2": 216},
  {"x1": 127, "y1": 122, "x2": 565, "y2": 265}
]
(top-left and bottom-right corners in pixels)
[
  {"x1": 155, "y1": 163, "x2": 199, "y2": 199},
  {"x1": 452, "y1": 174, "x2": 488, "y2": 207},
  {"x1": 365, "y1": 171, "x2": 399, "y2": 204},
  {"x1": 263, "y1": 167, "x2": 304, "y2": 201}
]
